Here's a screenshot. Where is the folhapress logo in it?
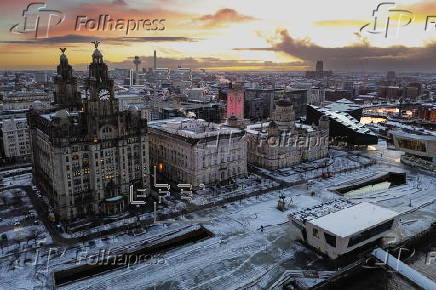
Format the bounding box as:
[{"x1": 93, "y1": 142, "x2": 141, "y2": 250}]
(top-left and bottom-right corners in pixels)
[
  {"x1": 10, "y1": 2, "x2": 65, "y2": 39},
  {"x1": 75, "y1": 15, "x2": 166, "y2": 35},
  {"x1": 360, "y1": 2, "x2": 414, "y2": 38}
]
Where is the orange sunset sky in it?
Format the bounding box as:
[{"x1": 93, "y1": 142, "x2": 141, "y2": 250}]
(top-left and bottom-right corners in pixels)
[{"x1": 1, "y1": 0, "x2": 436, "y2": 71}]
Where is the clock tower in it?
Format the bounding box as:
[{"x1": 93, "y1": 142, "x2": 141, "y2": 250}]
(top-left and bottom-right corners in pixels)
[{"x1": 83, "y1": 41, "x2": 121, "y2": 137}]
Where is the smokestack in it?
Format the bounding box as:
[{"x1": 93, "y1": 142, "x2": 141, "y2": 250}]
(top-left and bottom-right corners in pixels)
[{"x1": 153, "y1": 50, "x2": 157, "y2": 70}]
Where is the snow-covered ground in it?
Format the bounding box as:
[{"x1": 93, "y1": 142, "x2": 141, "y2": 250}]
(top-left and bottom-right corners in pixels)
[
  {"x1": 0, "y1": 144, "x2": 434, "y2": 289},
  {"x1": 257, "y1": 150, "x2": 374, "y2": 184}
]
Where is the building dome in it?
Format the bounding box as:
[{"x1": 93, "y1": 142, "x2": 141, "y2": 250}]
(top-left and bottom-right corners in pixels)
[
  {"x1": 128, "y1": 105, "x2": 139, "y2": 112},
  {"x1": 92, "y1": 48, "x2": 103, "y2": 58},
  {"x1": 30, "y1": 100, "x2": 44, "y2": 111},
  {"x1": 276, "y1": 99, "x2": 291, "y2": 107},
  {"x1": 60, "y1": 53, "x2": 67, "y2": 62}
]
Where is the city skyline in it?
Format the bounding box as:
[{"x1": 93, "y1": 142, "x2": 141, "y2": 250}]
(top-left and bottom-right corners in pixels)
[{"x1": 2, "y1": 0, "x2": 436, "y2": 71}]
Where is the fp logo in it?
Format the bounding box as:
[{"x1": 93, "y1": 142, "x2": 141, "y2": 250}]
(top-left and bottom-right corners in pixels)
[
  {"x1": 10, "y1": 2, "x2": 65, "y2": 39},
  {"x1": 360, "y1": 2, "x2": 414, "y2": 38}
]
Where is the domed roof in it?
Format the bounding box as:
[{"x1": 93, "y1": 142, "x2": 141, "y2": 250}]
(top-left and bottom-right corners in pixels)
[
  {"x1": 53, "y1": 109, "x2": 70, "y2": 119},
  {"x1": 276, "y1": 99, "x2": 291, "y2": 107},
  {"x1": 92, "y1": 48, "x2": 103, "y2": 58},
  {"x1": 30, "y1": 100, "x2": 44, "y2": 111},
  {"x1": 128, "y1": 105, "x2": 139, "y2": 112},
  {"x1": 60, "y1": 53, "x2": 67, "y2": 62}
]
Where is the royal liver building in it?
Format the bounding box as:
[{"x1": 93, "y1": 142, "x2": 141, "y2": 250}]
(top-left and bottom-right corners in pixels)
[{"x1": 28, "y1": 43, "x2": 150, "y2": 223}]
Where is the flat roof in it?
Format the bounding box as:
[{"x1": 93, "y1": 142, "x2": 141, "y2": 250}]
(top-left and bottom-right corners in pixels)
[
  {"x1": 309, "y1": 202, "x2": 398, "y2": 237},
  {"x1": 324, "y1": 99, "x2": 361, "y2": 112},
  {"x1": 312, "y1": 105, "x2": 373, "y2": 135},
  {"x1": 391, "y1": 130, "x2": 436, "y2": 141}
]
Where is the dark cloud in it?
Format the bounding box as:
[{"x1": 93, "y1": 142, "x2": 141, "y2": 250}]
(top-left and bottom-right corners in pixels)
[
  {"x1": 112, "y1": 0, "x2": 128, "y2": 6},
  {"x1": 192, "y1": 8, "x2": 256, "y2": 28},
  {"x1": 235, "y1": 29, "x2": 436, "y2": 72},
  {"x1": 0, "y1": 34, "x2": 197, "y2": 45}
]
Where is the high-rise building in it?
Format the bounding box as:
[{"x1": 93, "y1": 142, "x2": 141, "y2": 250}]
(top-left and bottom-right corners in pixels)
[
  {"x1": 28, "y1": 43, "x2": 150, "y2": 223},
  {"x1": 386, "y1": 71, "x2": 396, "y2": 81},
  {"x1": 243, "y1": 88, "x2": 277, "y2": 120},
  {"x1": 133, "y1": 56, "x2": 141, "y2": 73},
  {"x1": 153, "y1": 50, "x2": 157, "y2": 70},
  {"x1": 282, "y1": 89, "x2": 308, "y2": 119},
  {"x1": 305, "y1": 60, "x2": 332, "y2": 79},
  {"x1": 316, "y1": 60, "x2": 323, "y2": 72},
  {"x1": 35, "y1": 71, "x2": 48, "y2": 83},
  {"x1": 0, "y1": 117, "x2": 31, "y2": 161},
  {"x1": 226, "y1": 82, "x2": 244, "y2": 119}
]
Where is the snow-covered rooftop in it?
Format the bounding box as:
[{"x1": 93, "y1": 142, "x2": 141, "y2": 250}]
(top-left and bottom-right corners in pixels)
[
  {"x1": 312, "y1": 105, "x2": 373, "y2": 135},
  {"x1": 289, "y1": 199, "x2": 355, "y2": 222},
  {"x1": 310, "y1": 202, "x2": 398, "y2": 237},
  {"x1": 148, "y1": 117, "x2": 242, "y2": 139},
  {"x1": 324, "y1": 99, "x2": 361, "y2": 112}
]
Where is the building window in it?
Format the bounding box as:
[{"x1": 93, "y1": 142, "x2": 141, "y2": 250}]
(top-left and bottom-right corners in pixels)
[
  {"x1": 398, "y1": 138, "x2": 426, "y2": 152},
  {"x1": 324, "y1": 232, "x2": 336, "y2": 248},
  {"x1": 313, "y1": 228, "x2": 319, "y2": 238},
  {"x1": 347, "y1": 220, "x2": 393, "y2": 248}
]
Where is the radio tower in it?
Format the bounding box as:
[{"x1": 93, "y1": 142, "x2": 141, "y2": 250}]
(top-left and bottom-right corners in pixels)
[{"x1": 133, "y1": 56, "x2": 141, "y2": 73}]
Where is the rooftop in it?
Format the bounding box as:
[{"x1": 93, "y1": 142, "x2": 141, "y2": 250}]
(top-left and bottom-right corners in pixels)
[
  {"x1": 148, "y1": 117, "x2": 242, "y2": 139},
  {"x1": 391, "y1": 129, "x2": 436, "y2": 141},
  {"x1": 311, "y1": 105, "x2": 372, "y2": 135},
  {"x1": 289, "y1": 199, "x2": 355, "y2": 222},
  {"x1": 309, "y1": 202, "x2": 398, "y2": 237},
  {"x1": 324, "y1": 99, "x2": 362, "y2": 112}
]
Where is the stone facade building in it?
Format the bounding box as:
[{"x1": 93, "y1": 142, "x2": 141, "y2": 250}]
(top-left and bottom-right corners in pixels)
[
  {"x1": 28, "y1": 45, "x2": 150, "y2": 223},
  {"x1": 0, "y1": 117, "x2": 31, "y2": 161},
  {"x1": 246, "y1": 100, "x2": 329, "y2": 170},
  {"x1": 148, "y1": 117, "x2": 247, "y2": 189},
  {"x1": 2, "y1": 90, "x2": 51, "y2": 110}
]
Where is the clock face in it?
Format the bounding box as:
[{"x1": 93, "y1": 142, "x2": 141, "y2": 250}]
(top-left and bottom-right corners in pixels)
[{"x1": 98, "y1": 89, "x2": 110, "y2": 100}]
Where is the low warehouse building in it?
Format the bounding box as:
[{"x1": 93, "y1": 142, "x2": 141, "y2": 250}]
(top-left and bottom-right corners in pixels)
[{"x1": 289, "y1": 201, "x2": 398, "y2": 259}]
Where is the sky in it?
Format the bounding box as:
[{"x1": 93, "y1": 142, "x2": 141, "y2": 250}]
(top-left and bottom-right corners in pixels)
[{"x1": 1, "y1": 0, "x2": 436, "y2": 71}]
